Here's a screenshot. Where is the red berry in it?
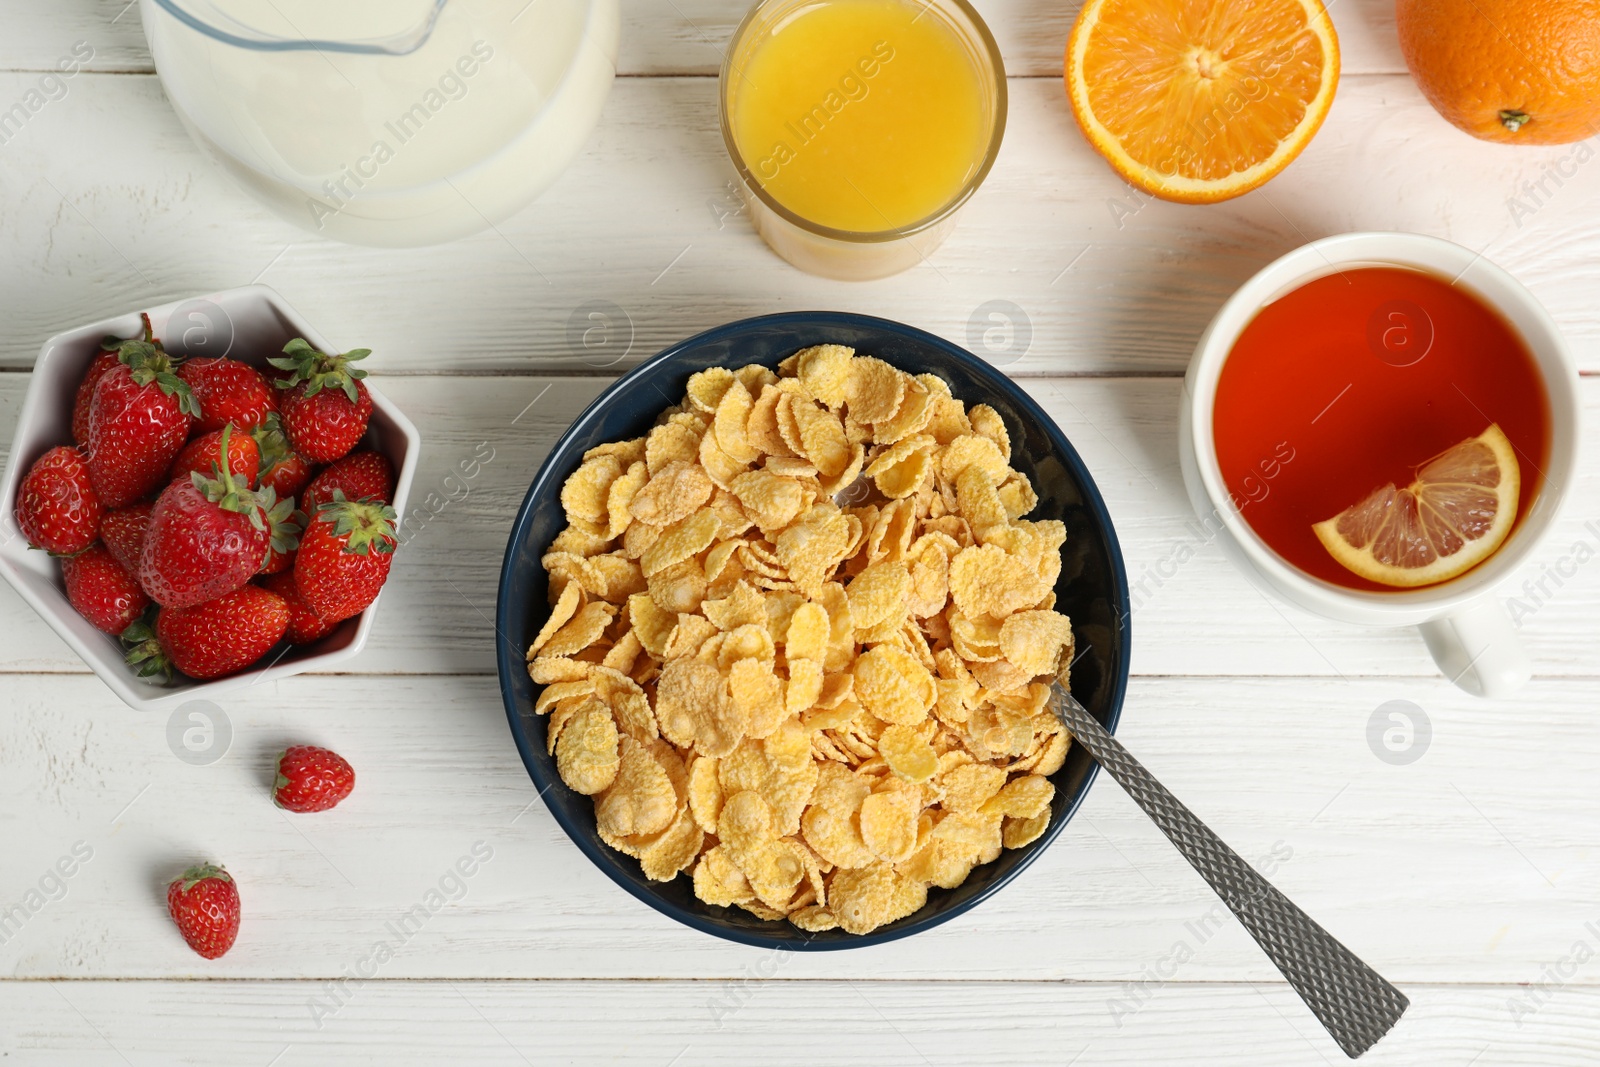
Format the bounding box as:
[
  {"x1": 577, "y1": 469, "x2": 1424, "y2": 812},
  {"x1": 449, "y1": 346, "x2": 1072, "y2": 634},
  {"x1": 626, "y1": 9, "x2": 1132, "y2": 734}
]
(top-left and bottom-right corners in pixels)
[
  {"x1": 293, "y1": 496, "x2": 398, "y2": 622},
  {"x1": 15, "y1": 446, "x2": 102, "y2": 555},
  {"x1": 139, "y1": 428, "x2": 273, "y2": 609},
  {"x1": 259, "y1": 570, "x2": 337, "y2": 644},
  {"x1": 253, "y1": 413, "x2": 316, "y2": 499},
  {"x1": 71, "y1": 350, "x2": 121, "y2": 446},
  {"x1": 273, "y1": 745, "x2": 355, "y2": 812},
  {"x1": 258, "y1": 540, "x2": 294, "y2": 575},
  {"x1": 86, "y1": 328, "x2": 198, "y2": 508},
  {"x1": 269, "y1": 339, "x2": 373, "y2": 463},
  {"x1": 167, "y1": 426, "x2": 262, "y2": 487},
  {"x1": 166, "y1": 863, "x2": 240, "y2": 959},
  {"x1": 62, "y1": 543, "x2": 149, "y2": 635},
  {"x1": 301, "y1": 451, "x2": 394, "y2": 514},
  {"x1": 124, "y1": 585, "x2": 290, "y2": 680},
  {"x1": 178, "y1": 357, "x2": 277, "y2": 433},
  {"x1": 101, "y1": 501, "x2": 154, "y2": 576}
]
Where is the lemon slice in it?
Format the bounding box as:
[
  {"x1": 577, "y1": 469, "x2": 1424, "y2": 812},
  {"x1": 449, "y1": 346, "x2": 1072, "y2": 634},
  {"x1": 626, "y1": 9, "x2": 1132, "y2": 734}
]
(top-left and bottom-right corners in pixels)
[{"x1": 1312, "y1": 424, "x2": 1520, "y2": 588}]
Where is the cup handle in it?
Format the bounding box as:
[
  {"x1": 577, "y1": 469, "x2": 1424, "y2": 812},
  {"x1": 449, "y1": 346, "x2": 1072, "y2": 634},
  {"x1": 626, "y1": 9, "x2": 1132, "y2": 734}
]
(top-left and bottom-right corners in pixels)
[{"x1": 1417, "y1": 597, "x2": 1532, "y2": 698}]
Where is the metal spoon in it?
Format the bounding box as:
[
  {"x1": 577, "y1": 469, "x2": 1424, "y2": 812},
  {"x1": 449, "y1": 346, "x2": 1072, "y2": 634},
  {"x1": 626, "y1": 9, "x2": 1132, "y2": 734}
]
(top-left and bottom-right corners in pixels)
[{"x1": 1048, "y1": 683, "x2": 1409, "y2": 1058}]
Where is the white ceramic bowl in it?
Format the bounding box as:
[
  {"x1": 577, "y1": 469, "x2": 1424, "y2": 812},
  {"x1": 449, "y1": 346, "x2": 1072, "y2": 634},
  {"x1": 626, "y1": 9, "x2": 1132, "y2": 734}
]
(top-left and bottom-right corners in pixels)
[
  {"x1": 1179, "y1": 232, "x2": 1581, "y2": 697},
  {"x1": 0, "y1": 285, "x2": 420, "y2": 709}
]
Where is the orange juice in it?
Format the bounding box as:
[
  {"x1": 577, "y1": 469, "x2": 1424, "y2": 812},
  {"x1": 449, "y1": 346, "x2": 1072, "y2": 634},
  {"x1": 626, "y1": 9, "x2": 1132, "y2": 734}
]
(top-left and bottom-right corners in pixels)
[{"x1": 726, "y1": 0, "x2": 993, "y2": 233}]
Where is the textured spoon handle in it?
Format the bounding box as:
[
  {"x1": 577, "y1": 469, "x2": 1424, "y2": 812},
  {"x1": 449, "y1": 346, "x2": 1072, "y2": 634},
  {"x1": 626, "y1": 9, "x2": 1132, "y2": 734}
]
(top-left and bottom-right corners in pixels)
[{"x1": 1049, "y1": 684, "x2": 1408, "y2": 1058}]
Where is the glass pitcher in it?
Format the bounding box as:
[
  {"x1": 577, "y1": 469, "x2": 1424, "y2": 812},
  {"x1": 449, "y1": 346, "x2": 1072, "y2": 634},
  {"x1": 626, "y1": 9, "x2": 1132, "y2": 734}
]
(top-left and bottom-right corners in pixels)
[{"x1": 140, "y1": 0, "x2": 618, "y2": 246}]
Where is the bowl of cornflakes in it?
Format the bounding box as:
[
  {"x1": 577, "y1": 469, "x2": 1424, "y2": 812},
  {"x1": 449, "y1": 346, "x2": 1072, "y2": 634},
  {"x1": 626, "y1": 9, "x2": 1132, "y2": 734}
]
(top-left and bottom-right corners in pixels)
[{"x1": 496, "y1": 311, "x2": 1130, "y2": 948}]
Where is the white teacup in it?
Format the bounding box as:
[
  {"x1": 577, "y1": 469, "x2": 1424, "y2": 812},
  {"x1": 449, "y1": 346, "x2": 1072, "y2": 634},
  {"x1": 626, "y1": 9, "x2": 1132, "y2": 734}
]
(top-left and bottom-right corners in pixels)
[{"x1": 1179, "y1": 232, "x2": 1581, "y2": 697}]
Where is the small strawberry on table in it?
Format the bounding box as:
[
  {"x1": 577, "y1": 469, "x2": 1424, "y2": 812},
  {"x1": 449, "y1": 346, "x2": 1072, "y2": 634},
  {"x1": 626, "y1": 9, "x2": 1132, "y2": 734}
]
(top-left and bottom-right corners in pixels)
[
  {"x1": 166, "y1": 863, "x2": 240, "y2": 959},
  {"x1": 273, "y1": 745, "x2": 356, "y2": 812}
]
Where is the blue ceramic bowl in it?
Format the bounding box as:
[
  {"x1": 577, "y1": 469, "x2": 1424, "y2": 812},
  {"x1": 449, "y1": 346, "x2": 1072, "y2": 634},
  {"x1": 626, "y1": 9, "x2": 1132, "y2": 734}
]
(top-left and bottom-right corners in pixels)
[{"x1": 496, "y1": 311, "x2": 1130, "y2": 949}]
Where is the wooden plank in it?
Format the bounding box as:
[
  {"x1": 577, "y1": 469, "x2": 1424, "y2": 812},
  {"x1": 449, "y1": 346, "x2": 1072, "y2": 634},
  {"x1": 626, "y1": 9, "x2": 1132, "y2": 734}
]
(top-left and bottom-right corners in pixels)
[
  {"x1": 1, "y1": 672, "x2": 1595, "y2": 982},
  {"x1": 1, "y1": 75, "x2": 1597, "y2": 377},
  {"x1": 7, "y1": 374, "x2": 1600, "y2": 679},
  {"x1": 2, "y1": 980, "x2": 1597, "y2": 1065},
  {"x1": 0, "y1": 0, "x2": 1408, "y2": 76}
]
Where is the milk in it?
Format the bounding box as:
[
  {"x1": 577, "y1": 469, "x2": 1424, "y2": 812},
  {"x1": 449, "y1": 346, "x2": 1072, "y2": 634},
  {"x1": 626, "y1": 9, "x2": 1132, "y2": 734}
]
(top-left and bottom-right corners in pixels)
[{"x1": 141, "y1": 0, "x2": 619, "y2": 246}]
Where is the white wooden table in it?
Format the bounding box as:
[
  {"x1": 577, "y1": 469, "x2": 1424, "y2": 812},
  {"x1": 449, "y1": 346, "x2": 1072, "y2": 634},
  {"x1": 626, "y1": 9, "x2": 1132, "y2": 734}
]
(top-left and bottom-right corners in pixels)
[{"x1": 3, "y1": 1, "x2": 1598, "y2": 1063}]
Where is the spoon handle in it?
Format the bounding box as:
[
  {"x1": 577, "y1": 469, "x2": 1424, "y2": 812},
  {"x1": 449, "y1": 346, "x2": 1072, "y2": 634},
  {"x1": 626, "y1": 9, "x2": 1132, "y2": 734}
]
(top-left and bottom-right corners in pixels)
[{"x1": 1048, "y1": 684, "x2": 1408, "y2": 1058}]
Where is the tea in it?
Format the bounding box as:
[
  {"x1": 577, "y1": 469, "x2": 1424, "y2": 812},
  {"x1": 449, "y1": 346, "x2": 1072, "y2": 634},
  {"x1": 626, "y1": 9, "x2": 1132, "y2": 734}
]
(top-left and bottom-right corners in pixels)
[{"x1": 1213, "y1": 266, "x2": 1552, "y2": 591}]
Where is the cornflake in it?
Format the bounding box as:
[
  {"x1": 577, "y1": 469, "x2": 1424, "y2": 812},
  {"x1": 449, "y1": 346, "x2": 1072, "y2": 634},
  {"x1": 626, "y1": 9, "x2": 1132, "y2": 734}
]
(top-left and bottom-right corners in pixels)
[{"x1": 529, "y1": 346, "x2": 1079, "y2": 934}]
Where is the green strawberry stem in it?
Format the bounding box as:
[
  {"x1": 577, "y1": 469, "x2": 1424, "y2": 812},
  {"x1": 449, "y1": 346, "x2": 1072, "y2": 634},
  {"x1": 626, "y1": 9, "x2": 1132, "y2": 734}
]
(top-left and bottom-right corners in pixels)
[
  {"x1": 121, "y1": 608, "x2": 173, "y2": 682},
  {"x1": 268, "y1": 338, "x2": 370, "y2": 405},
  {"x1": 115, "y1": 319, "x2": 199, "y2": 417},
  {"x1": 176, "y1": 862, "x2": 231, "y2": 891},
  {"x1": 101, "y1": 312, "x2": 155, "y2": 352},
  {"x1": 317, "y1": 491, "x2": 398, "y2": 556},
  {"x1": 192, "y1": 424, "x2": 275, "y2": 530}
]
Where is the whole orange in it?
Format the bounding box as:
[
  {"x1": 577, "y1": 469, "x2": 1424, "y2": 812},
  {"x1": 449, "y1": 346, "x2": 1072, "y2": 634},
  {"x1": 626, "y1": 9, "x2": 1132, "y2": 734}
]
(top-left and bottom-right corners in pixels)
[{"x1": 1395, "y1": 0, "x2": 1600, "y2": 145}]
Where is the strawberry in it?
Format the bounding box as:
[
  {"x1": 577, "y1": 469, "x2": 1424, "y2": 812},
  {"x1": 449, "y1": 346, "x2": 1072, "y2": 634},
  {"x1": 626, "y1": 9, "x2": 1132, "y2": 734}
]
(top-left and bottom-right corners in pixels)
[
  {"x1": 165, "y1": 863, "x2": 240, "y2": 959},
  {"x1": 15, "y1": 446, "x2": 102, "y2": 555},
  {"x1": 273, "y1": 745, "x2": 355, "y2": 812},
  {"x1": 253, "y1": 413, "x2": 316, "y2": 499},
  {"x1": 167, "y1": 425, "x2": 261, "y2": 487},
  {"x1": 86, "y1": 324, "x2": 198, "y2": 507},
  {"x1": 293, "y1": 493, "x2": 398, "y2": 622},
  {"x1": 61, "y1": 543, "x2": 150, "y2": 635},
  {"x1": 178, "y1": 357, "x2": 277, "y2": 433},
  {"x1": 259, "y1": 570, "x2": 336, "y2": 644},
  {"x1": 268, "y1": 339, "x2": 373, "y2": 463},
  {"x1": 124, "y1": 585, "x2": 290, "y2": 680},
  {"x1": 139, "y1": 426, "x2": 275, "y2": 609},
  {"x1": 71, "y1": 350, "x2": 121, "y2": 446},
  {"x1": 258, "y1": 537, "x2": 294, "y2": 576},
  {"x1": 100, "y1": 501, "x2": 154, "y2": 576},
  {"x1": 301, "y1": 451, "x2": 394, "y2": 513}
]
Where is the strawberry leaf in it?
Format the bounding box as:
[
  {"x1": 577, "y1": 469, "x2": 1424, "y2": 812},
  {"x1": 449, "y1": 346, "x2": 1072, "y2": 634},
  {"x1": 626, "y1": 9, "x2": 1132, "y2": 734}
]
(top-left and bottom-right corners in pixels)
[
  {"x1": 177, "y1": 863, "x2": 231, "y2": 891},
  {"x1": 266, "y1": 495, "x2": 304, "y2": 554},
  {"x1": 315, "y1": 492, "x2": 399, "y2": 556},
  {"x1": 193, "y1": 424, "x2": 270, "y2": 521},
  {"x1": 272, "y1": 338, "x2": 370, "y2": 405},
  {"x1": 121, "y1": 608, "x2": 172, "y2": 682}
]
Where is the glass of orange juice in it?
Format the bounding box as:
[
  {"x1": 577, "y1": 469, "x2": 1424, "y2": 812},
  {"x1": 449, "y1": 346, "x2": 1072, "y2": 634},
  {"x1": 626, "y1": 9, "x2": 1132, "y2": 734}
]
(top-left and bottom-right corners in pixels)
[{"x1": 719, "y1": 0, "x2": 1006, "y2": 280}]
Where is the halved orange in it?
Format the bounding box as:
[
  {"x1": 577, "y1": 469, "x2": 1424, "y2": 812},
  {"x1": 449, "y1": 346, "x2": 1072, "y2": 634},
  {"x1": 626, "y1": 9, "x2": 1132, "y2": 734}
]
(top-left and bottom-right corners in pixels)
[
  {"x1": 1312, "y1": 425, "x2": 1520, "y2": 588},
  {"x1": 1065, "y1": 0, "x2": 1340, "y2": 204}
]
